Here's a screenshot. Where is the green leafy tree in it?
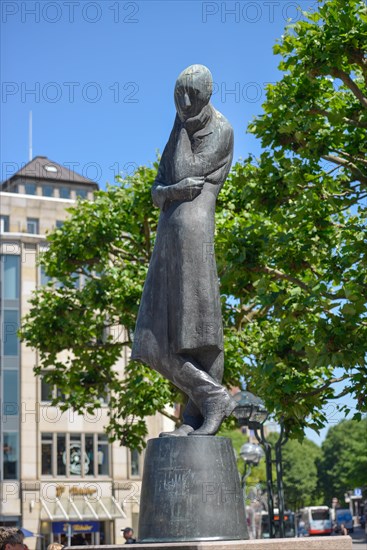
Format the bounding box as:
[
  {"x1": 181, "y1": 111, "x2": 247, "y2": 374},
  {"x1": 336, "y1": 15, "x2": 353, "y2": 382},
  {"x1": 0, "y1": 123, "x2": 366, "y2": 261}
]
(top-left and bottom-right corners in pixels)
[
  {"x1": 21, "y1": 0, "x2": 367, "y2": 449},
  {"x1": 281, "y1": 437, "x2": 322, "y2": 510},
  {"x1": 216, "y1": 0, "x2": 367, "y2": 437},
  {"x1": 318, "y1": 417, "x2": 367, "y2": 504},
  {"x1": 219, "y1": 427, "x2": 267, "y2": 494}
]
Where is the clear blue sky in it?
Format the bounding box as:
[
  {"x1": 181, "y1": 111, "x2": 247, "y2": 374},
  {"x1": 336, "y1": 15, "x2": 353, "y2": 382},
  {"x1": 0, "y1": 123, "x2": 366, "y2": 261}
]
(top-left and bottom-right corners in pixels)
[
  {"x1": 1, "y1": 0, "x2": 312, "y2": 183},
  {"x1": 1, "y1": 0, "x2": 356, "y2": 445}
]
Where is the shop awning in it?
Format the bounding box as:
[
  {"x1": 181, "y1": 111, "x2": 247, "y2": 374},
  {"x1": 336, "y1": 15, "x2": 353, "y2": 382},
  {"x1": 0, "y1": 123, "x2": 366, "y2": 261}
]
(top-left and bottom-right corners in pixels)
[{"x1": 40, "y1": 496, "x2": 126, "y2": 521}]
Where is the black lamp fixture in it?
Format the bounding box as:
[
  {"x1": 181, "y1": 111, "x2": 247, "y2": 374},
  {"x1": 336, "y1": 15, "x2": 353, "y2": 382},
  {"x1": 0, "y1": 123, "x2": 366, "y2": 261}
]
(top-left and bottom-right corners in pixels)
[
  {"x1": 233, "y1": 390, "x2": 287, "y2": 539},
  {"x1": 233, "y1": 391, "x2": 269, "y2": 429}
]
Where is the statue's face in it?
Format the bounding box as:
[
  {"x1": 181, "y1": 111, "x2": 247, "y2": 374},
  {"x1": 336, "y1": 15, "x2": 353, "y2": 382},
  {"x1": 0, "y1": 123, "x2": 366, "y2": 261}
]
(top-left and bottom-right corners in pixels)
[
  {"x1": 174, "y1": 84, "x2": 203, "y2": 122},
  {"x1": 174, "y1": 65, "x2": 213, "y2": 122}
]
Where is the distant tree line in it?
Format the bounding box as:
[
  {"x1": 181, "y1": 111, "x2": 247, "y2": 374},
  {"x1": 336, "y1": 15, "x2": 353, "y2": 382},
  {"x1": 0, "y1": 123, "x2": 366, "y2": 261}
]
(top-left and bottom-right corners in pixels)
[{"x1": 226, "y1": 417, "x2": 367, "y2": 511}]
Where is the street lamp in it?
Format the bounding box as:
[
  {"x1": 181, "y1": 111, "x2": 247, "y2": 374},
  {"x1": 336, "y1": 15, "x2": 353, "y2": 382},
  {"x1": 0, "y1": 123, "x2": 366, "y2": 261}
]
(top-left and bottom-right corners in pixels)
[
  {"x1": 240, "y1": 442, "x2": 265, "y2": 467},
  {"x1": 233, "y1": 391, "x2": 269, "y2": 430},
  {"x1": 239, "y1": 442, "x2": 264, "y2": 539},
  {"x1": 233, "y1": 391, "x2": 288, "y2": 539}
]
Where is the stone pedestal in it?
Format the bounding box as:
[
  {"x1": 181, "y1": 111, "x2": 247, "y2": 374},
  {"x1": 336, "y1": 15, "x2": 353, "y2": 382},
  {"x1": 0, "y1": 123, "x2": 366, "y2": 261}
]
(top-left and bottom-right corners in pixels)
[
  {"x1": 138, "y1": 436, "x2": 248, "y2": 543},
  {"x1": 67, "y1": 537, "x2": 353, "y2": 550}
]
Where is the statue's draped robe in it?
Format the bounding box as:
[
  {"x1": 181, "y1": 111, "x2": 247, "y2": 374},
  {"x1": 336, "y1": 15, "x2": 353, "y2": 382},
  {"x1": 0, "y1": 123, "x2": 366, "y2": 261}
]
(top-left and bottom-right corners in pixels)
[{"x1": 131, "y1": 105, "x2": 234, "y2": 367}]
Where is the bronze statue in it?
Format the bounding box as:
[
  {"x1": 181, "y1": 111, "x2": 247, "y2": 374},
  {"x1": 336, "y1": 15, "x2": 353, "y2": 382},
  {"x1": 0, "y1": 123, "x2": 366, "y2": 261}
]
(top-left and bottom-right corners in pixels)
[{"x1": 132, "y1": 64, "x2": 237, "y2": 436}]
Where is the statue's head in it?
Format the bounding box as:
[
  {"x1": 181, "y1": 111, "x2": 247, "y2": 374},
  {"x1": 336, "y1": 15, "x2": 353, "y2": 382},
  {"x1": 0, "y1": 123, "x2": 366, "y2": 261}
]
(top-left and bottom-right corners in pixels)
[{"x1": 174, "y1": 64, "x2": 213, "y2": 122}]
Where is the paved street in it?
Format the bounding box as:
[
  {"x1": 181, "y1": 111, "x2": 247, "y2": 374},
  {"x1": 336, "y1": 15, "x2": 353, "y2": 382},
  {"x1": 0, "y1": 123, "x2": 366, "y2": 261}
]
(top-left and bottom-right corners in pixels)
[{"x1": 351, "y1": 526, "x2": 367, "y2": 549}]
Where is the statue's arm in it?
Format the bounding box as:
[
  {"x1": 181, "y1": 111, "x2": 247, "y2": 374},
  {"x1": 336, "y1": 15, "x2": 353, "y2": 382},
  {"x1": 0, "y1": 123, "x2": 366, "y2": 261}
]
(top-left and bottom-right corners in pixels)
[
  {"x1": 172, "y1": 124, "x2": 234, "y2": 184},
  {"x1": 152, "y1": 177, "x2": 205, "y2": 210}
]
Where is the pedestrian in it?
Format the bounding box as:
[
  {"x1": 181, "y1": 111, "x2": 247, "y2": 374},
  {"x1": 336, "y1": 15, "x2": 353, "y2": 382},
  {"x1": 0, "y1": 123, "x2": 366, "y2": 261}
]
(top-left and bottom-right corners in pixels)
[
  {"x1": 340, "y1": 523, "x2": 348, "y2": 536},
  {"x1": 0, "y1": 528, "x2": 25, "y2": 550},
  {"x1": 122, "y1": 528, "x2": 136, "y2": 544},
  {"x1": 298, "y1": 519, "x2": 306, "y2": 537}
]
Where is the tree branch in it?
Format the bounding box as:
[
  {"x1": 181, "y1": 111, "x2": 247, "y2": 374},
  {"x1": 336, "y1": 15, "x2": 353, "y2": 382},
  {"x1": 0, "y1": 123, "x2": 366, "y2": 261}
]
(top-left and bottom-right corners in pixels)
[
  {"x1": 331, "y1": 386, "x2": 352, "y2": 400},
  {"x1": 110, "y1": 243, "x2": 148, "y2": 263},
  {"x1": 330, "y1": 67, "x2": 367, "y2": 109},
  {"x1": 261, "y1": 265, "x2": 312, "y2": 292},
  {"x1": 307, "y1": 108, "x2": 367, "y2": 128},
  {"x1": 347, "y1": 50, "x2": 367, "y2": 87},
  {"x1": 235, "y1": 302, "x2": 258, "y2": 329},
  {"x1": 253, "y1": 265, "x2": 337, "y2": 300},
  {"x1": 79, "y1": 267, "x2": 101, "y2": 281},
  {"x1": 337, "y1": 150, "x2": 367, "y2": 167},
  {"x1": 321, "y1": 154, "x2": 367, "y2": 185},
  {"x1": 298, "y1": 374, "x2": 350, "y2": 398},
  {"x1": 158, "y1": 408, "x2": 180, "y2": 426}
]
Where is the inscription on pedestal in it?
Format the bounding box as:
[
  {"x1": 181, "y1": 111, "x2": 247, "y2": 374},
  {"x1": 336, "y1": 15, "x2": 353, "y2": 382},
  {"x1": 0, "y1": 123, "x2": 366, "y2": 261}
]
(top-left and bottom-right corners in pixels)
[{"x1": 138, "y1": 437, "x2": 248, "y2": 543}]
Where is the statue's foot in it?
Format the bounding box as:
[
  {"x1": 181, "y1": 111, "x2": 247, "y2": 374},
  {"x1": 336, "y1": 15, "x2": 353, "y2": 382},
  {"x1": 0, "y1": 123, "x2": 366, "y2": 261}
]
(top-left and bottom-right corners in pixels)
[
  {"x1": 159, "y1": 424, "x2": 194, "y2": 437},
  {"x1": 189, "y1": 393, "x2": 237, "y2": 436}
]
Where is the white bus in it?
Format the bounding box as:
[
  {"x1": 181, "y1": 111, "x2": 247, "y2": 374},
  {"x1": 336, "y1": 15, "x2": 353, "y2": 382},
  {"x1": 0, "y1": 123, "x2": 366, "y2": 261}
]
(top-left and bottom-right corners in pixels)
[{"x1": 300, "y1": 506, "x2": 332, "y2": 536}]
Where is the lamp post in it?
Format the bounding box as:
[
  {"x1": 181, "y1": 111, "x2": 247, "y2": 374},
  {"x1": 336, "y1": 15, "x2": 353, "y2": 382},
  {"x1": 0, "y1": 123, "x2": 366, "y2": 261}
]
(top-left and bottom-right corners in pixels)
[
  {"x1": 239, "y1": 442, "x2": 264, "y2": 539},
  {"x1": 233, "y1": 391, "x2": 287, "y2": 539},
  {"x1": 255, "y1": 418, "x2": 288, "y2": 538}
]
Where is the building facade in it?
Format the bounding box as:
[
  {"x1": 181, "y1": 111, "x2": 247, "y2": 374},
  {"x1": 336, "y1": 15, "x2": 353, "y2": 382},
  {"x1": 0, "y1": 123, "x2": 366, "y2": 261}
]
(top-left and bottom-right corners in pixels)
[{"x1": 0, "y1": 157, "x2": 172, "y2": 547}]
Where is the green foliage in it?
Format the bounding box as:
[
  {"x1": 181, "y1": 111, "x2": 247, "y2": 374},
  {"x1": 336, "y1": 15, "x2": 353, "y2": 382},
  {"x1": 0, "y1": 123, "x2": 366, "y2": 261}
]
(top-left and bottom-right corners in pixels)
[
  {"x1": 217, "y1": 0, "x2": 367, "y2": 438},
  {"x1": 218, "y1": 427, "x2": 267, "y2": 500},
  {"x1": 318, "y1": 417, "x2": 367, "y2": 503},
  {"x1": 281, "y1": 438, "x2": 322, "y2": 510}
]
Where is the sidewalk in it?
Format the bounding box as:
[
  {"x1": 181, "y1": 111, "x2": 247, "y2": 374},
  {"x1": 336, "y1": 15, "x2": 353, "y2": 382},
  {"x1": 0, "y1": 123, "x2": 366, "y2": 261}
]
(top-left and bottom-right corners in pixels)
[{"x1": 350, "y1": 525, "x2": 367, "y2": 548}]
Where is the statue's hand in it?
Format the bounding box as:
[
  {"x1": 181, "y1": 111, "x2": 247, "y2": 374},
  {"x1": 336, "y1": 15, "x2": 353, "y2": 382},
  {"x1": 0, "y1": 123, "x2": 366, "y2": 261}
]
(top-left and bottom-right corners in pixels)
[
  {"x1": 152, "y1": 177, "x2": 205, "y2": 210},
  {"x1": 152, "y1": 185, "x2": 167, "y2": 209},
  {"x1": 177, "y1": 177, "x2": 205, "y2": 200}
]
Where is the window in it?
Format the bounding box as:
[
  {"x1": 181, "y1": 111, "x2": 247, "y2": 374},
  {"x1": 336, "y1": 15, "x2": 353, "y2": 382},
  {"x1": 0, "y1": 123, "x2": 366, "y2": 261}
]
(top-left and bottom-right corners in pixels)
[
  {"x1": 60, "y1": 187, "x2": 70, "y2": 199},
  {"x1": 40, "y1": 374, "x2": 65, "y2": 402},
  {"x1": 57, "y1": 435, "x2": 66, "y2": 476},
  {"x1": 3, "y1": 433, "x2": 19, "y2": 479},
  {"x1": 130, "y1": 448, "x2": 140, "y2": 477},
  {"x1": 0, "y1": 215, "x2": 9, "y2": 232},
  {"x1": 98, "y1": 435, "x2": 109, "y2": 476},
  {"x1": 85, "y1": 435, "x2": 95, "y2": 477},
  {"x1": 25, "y1": 183, "x2": 36, "y2": 195},
  {"x1": 69, "y1": 434, "x2": 82, "y2": 476},
  {"x1": 41, "y1": 433, "x2": 53, "y2": 475},
  {"x1": 3, "y1": 310, "x2": 19, "y2": 356},
  {"x1": 312, "y1": 509, "x2": 331, "y2": 521},
  {"x1": 41, "y1": 377, "x2": 53, "y2": 401},
  {"x1": 42, "y1": 185, "x2": 54, "y2": 197},
  {"x1": 3, "y1": 370, "x2": 19, "y2": 416},
  {"x1": 76, "y1": 189, "x2": 87, "y2": 199},
  {"x1": 27, "y1": 218, "x2": 39, "y2": 234},
  {"x1": 3, "y1": 255, "x2": 19, "y2": 299},
  {"x1": 41, "y1": 433, "x2": 110, "y2": 477}
]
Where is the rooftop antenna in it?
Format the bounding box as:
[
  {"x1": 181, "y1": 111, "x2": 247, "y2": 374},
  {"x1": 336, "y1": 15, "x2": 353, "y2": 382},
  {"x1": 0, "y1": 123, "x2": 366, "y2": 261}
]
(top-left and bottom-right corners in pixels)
[{"x1": 29, "y1": 110, "x2": 33, "y2": 161}]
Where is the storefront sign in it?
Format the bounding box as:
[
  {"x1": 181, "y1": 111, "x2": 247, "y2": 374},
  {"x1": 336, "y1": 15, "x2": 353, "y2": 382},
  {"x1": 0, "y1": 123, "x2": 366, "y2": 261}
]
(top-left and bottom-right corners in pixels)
[
  {"x1": 53, "y1": 484, "x2": 98, "y2": 498},
  {"x1": 52, "y1": 521, "x2": 100, "y2": 534}
]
